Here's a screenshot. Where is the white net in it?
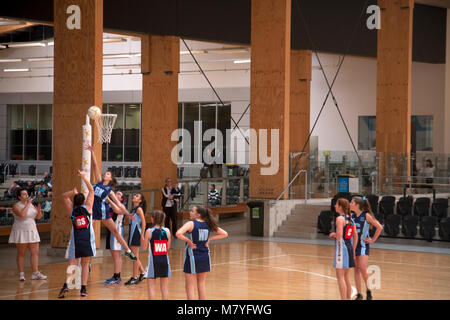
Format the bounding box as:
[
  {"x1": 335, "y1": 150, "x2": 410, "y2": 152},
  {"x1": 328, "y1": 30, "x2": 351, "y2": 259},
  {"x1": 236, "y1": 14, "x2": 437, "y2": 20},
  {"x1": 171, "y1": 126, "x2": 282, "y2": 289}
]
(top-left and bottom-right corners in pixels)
[{"x1": 94, "y1": 114, "x2": 117, "y2": 144}]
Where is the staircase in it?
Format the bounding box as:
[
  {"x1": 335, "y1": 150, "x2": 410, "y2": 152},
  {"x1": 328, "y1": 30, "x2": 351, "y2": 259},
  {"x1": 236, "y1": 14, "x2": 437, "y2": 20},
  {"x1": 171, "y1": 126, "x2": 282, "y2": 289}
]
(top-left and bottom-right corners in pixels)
[{"x1": 273, "y1": 204, "x2": 329, "y2": 239}]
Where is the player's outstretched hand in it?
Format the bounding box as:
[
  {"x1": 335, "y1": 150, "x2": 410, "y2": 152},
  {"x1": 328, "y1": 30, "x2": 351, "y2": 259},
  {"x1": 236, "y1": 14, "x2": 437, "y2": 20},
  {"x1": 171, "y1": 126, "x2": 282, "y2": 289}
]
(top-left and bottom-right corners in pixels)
[{"x1": 85, "y1": 145, "x2": 94, "y2": 152}]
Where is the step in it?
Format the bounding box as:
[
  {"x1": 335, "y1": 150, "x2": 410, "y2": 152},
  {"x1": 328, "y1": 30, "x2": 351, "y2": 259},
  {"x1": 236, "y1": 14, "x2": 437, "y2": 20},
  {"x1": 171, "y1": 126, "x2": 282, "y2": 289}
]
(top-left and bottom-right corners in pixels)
[
  {"x1": 277, "y1": 225, "x2": 317, "y2": 233},
  {"x1": 283, "y1": 215, "x2": 318, "y2": 224},
  {"x1": 273, "y1": 230, "x2": 317, "y2": 239}
]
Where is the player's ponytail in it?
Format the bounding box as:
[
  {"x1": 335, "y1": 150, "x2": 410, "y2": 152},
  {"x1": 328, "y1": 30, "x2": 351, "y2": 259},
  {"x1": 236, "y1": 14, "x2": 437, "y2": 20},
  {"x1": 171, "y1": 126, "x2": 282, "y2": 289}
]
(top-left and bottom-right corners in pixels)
[
  {"x1": 195, "y1": 205, "x2": 218, "y2": 232},
  {"x1": 336, "y1": 198, "x2": 351, "y2": 225},
  {"x1": 352, "y1": 196, "x2": 378, "y2": 228}
]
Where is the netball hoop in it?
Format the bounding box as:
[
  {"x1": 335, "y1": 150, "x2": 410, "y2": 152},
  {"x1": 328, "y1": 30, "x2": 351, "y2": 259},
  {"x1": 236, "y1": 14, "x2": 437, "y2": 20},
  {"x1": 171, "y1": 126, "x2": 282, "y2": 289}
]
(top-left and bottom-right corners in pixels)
[{"x1": 93, "y1": 113, "x2": 117, "y2": 144}]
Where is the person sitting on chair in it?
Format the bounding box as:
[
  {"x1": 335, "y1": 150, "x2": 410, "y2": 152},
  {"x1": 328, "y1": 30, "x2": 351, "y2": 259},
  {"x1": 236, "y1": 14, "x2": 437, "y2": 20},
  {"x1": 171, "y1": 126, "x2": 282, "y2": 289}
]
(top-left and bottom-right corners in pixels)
[{"x1": 208, "y1": 184, "x2": 220, "y2": 206}]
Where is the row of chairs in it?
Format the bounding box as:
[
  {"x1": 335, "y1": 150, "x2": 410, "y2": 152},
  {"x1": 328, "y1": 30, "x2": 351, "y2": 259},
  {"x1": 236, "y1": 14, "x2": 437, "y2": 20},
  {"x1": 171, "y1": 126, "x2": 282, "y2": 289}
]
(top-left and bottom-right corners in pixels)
[
  {"x1": 331, "y1": 193, "x2": 449, "y2": 222},
  {"x1": 318, "y1": 210, "x2": 450, "y2": 242},
  {"x1": 107, "y1": 166, "x2": 141, "y2": 178}
]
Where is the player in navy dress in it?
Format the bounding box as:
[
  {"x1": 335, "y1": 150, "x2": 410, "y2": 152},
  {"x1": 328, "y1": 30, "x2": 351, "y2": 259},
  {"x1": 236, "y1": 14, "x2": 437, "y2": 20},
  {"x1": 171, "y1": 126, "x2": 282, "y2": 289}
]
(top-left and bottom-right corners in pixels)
[
  {"x1": 86, "y1": 145, "x2": 137, "y2": 261},
  {"x1": 124, "y1": 193, "x2": 147, "y2": 285},
  {"x1": 58, "y1": 170, "x2": 95, "y2": 298},
  {"x1": 350, "y1": 196, "x2": 383, "y2": 300},
  {"x1": 176, "y1": 205, "x2": 228, "y2": 300},
  {"x1": 329, "y1": 198, "x2": 358, "y2": 300},
  {"x1": 142, "y1": 210, "x2": 171, "y2": 299},
  {"x1": 104, "y1": 190, "x2": 127, "y2": 285}
]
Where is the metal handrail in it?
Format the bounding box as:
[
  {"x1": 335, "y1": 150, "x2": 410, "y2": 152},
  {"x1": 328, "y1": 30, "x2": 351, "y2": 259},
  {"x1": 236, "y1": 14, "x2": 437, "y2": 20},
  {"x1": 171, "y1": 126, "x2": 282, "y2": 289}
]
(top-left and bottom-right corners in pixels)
[{"x1": 277, "y1": 170, "x2": 307, "y2": 203}]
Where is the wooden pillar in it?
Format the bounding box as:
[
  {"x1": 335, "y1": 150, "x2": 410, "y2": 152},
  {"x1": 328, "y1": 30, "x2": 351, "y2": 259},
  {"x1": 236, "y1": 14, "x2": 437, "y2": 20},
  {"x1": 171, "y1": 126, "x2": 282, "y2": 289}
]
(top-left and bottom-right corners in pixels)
[
  {"x1": 249, "y1": 0, "x2": 291, "y2": 199},
  {"x1": 376, "y1": 0, "x2": 414, "y2": 188},
  {"x1": 141, "y1": 35, "x2": 179, "y2": 210},
  {"x1": 51, "y1": 0, "x2": 103, "y2": 248},
  {"x1": 290, "y1": 50, "x2": 311, "y2": 199}
]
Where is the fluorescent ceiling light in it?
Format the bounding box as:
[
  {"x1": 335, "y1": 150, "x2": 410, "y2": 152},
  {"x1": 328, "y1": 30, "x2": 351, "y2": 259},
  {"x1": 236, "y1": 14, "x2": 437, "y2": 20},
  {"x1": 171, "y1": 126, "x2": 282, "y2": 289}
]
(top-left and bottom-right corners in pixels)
[
  {"x1": 112, "y1": 65, "x2": 140, "y2": 70},
  {"x1": 233, "y1": 59, "x2": 251, "y2": 64},
  {"x1": 0, "y1": 58, "x2": 22, "y2": 63},
  {"x1": 207, "y1": 48, "x2": 249, "y2": 54},
  {"x1": 103, "y1": 38, "x2": 126, "y2": 43},
  {"x1": 0, "y1": 45, "x2": 6, "y2": 49},
  {"x1": 47, "y1": 41, "x2": 54, "y2": 46},
  {"x1": 7, "y1": 42, "x2": 46, "y2": 48},
  {"x1": 180, "y1": 50, "x2": 207, "y2": 55},
  {"x1": 27, "y1": 57, "x2": 53, "y2": 62},
  {"x1": 3, "y1": 68, "x2": 30, "y2": 72},
  {"x1": 104, "y1": 54, "x2": 132, "y2": 59}
]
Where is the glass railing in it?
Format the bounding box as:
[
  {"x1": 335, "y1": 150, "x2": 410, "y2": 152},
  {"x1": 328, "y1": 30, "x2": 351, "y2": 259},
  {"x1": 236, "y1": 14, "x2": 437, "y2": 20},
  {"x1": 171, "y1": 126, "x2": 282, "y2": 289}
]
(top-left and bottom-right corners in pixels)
[{"x1": 288, "y1": 151, "x2": 450, "y2": 199}]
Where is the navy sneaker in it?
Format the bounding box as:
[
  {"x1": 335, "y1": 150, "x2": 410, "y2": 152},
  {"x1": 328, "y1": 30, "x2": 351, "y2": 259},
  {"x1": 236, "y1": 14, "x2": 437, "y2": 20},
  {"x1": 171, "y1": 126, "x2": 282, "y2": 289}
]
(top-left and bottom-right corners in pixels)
[
  {"x1": 58, "y1": 283, "x2": 68, "y2": 299},
  {"x1": 124, "y1": 277, "x2": 139, "y2": 285},
  {"x1": 104, "y1": 276, "x2": 121, "y2": 285},
  {"x1": 80, "y1": 286, "x2": 87, "y2": 297}
]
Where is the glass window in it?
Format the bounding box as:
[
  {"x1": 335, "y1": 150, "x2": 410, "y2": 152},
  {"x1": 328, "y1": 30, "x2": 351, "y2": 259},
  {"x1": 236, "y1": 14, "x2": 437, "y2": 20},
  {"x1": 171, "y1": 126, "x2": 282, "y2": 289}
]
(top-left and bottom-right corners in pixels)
[
  {"x1": 39, "y1": 104, "x2": 52, "y2": 160},
  {"x1": 106, "y1": 104, "x2": 124, "y2": 161},
  {"x1": 200, "y1": 102, "x2": 216, "y2": 162},
  {"x1": 217, "y1": 103, "x2": 231, "y2": 163},
  {"x1": 8, "y1": 105, "x2": 23, "y2": 160},
  {"x1": 358, "y1": 116, "x2": 376, "y2": 150},
  {"x1": 124, "y1": 104, "x2": 140, "y2": 161},
  {"x1": 412, "y1": 116, "x2": 433, "y2": 151},
  {"x1": 24, "y1": 105, "x2": 38, "y2": 160},
  {"x1": 183, "y1": 102, "x2": 200, "y2": 163}
]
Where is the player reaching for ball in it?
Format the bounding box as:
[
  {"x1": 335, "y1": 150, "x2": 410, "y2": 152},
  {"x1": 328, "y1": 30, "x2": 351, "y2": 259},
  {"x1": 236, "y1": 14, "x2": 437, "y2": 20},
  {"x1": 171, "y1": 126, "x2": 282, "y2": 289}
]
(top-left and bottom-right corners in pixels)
[{"x1": 85, "y1": 144, "x2": 138, "y2": 261}]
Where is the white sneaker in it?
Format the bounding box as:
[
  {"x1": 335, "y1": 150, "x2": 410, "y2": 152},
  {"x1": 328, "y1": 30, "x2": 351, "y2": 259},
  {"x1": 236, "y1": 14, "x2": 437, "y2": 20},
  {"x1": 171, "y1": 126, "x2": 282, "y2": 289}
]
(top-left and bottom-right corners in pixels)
[
  {"x1": 31, "y1": 271, "x2": 47, "y2": 280},
  {"x1": 19, "y1": 272, "x2": 25, "y2": 281}
]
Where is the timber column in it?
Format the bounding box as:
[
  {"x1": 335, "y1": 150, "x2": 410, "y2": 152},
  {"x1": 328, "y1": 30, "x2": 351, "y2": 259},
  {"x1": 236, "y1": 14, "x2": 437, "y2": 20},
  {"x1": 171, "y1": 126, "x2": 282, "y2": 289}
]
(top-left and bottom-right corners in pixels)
[
  {"x1": 250, "y1": 0, "x2": 291, "y2": 199},
  {"x1": 52, "y1": 0, "x2": 103, "y2": 248},
  {"x1": 141, "y1": 35, "x2": 179, "y2": 210},
  {"x1": 376, "y1": 0, "x2": 414, "y2": 190},
  {"x1": 290, "y1": 50, "x2": 311, "y2": 199}
]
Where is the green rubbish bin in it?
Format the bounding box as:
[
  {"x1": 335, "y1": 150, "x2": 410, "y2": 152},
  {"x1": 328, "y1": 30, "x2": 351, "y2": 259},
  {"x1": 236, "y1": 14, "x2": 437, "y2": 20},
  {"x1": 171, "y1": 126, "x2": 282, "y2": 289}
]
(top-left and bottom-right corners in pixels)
[{"x1": 247, "y1": 201, "x2": 264, "y2": 236}]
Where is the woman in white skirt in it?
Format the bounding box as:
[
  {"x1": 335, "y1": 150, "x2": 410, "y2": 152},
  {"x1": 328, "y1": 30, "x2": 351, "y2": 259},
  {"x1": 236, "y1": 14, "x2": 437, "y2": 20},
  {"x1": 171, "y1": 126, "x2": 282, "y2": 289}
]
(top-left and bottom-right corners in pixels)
[{"x1": 10, "y1": 187, "x2": 47, "y2": 281}]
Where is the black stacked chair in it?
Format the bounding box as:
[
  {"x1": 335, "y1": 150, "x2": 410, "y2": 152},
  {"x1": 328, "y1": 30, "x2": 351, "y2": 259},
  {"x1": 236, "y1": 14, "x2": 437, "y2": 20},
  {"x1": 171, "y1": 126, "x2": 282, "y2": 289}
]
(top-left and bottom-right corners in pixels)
[
  {"x1": 414, "y1": 197, "x2": 431, "y2": 217},
  {"x1": 420, "y1": 216, "x2": 436, "y2": 241},
  {"x1": 367, "y1": 194, "x2": 379, "y2": 215},
  {"x1": 379, "y1": 196, "x2": 395, "y2": 222},
  {"x1": 438, "y1": 218, "x2": 450, "y2": 241},
  {"x1": 396, "y1": 196, "x2": 413, "y2": 217},
  {"x1": 137, "y1": 167, "x2": 141, "y2": 178},
  {"x1": 402, "y1": 215, "x2": 419, "y2": 238},
  {"x1": 331, "y1": 192, "x2": 352, "y2": 212},
  {"x1": 384, "y1": 214, "x2": 401, "y2": 237},
  {"x1": 432, "y1": 198, "x2": 448, "y2": 219},
  {"x1": 124, "y1": 166, "x2": 131, "y2": 178},
  {"x1": 317, "y1": 210, "x2": 333, "y2": 235}
]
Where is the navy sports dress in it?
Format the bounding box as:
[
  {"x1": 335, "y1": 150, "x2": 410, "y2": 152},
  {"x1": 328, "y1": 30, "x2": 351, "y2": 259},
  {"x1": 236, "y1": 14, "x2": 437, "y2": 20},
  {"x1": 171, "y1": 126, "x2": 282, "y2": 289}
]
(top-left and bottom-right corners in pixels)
[
  {"x1": 92, "y1": 181, "x2": 113, "y2": 220},
  {"x1": 65, "y1": 205, "x2": 96, "y2": 259},
  {"x1": 352, "y1": 211, "x2": 370, "y2": 256},
  {"x1": 183, "y1": 220, "x2": 211, "y2": 274},
  {"x1": 333, "y1": 215, "x2": 355, "y2": 269},
  {"x1": 128, "y1": 206, "x2": 143, "y2": 247},
  {"x1": 145, "y1": 227, "x2": 171, "y2": 279}
]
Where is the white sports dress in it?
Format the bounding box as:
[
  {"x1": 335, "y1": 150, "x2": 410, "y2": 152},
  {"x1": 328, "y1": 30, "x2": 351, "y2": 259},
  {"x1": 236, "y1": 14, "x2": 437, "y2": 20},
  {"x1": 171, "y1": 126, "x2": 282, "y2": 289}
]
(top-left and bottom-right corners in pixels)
[{"x1": 9, "y1": 202, "x2": 41, "y2": 244}]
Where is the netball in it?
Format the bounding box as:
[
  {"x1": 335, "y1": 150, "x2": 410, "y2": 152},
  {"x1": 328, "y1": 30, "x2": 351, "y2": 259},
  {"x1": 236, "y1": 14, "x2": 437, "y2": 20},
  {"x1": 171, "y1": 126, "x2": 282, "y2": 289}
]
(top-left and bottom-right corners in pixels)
[{"x1": 88, "y1": 106, "x2": 101, "y2": 120}]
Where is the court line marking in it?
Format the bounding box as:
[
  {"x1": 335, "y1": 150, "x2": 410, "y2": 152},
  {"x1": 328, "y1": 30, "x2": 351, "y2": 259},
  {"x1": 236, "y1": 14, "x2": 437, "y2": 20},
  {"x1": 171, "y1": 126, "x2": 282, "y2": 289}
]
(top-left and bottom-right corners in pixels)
[
  {"x1": 0, "y1": 254, "x2": 290, "y2": 299},
  {"x1": 287, "y1": 253, "x2": 450, "y2": 270},
  {"x1": 231, "y1": 261, "x2": 358, "y2": 298}
]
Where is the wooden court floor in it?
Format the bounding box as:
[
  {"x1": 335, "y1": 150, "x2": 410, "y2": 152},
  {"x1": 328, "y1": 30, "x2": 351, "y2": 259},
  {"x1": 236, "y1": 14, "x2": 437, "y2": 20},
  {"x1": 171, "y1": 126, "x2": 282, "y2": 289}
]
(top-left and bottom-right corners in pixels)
[{"x1": 0, "y1": 240, "x2": 449, "y2": 300}]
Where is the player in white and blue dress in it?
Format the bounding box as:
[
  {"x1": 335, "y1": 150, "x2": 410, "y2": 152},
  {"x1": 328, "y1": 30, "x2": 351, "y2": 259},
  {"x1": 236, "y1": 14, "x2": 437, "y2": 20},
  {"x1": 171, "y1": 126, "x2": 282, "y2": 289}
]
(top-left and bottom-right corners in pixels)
[
  {"x1": 142, "y1": 210, "x2": 172, "y2": 300},
  {"x1": 124, "y1": 193, "x2": 147, "y2": 285},
  {"x1": 350, "y1": 196, "x2": 383, "y2": 300},
  {"x1": 59, "y1": 170, "x2": 95, "y2": 298},
  {"x1": 86, "y1": 144, "x2": 137, "y2": 261},
  {"x1": 104, "y1": 191, "x2": 127, "y2": 285},
  {"x1": 176, "y1": 205, "x2": 228, "y2": 300},
  {"x1": 329, "y1": 198, "x2": 358, "y2": 300}
]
